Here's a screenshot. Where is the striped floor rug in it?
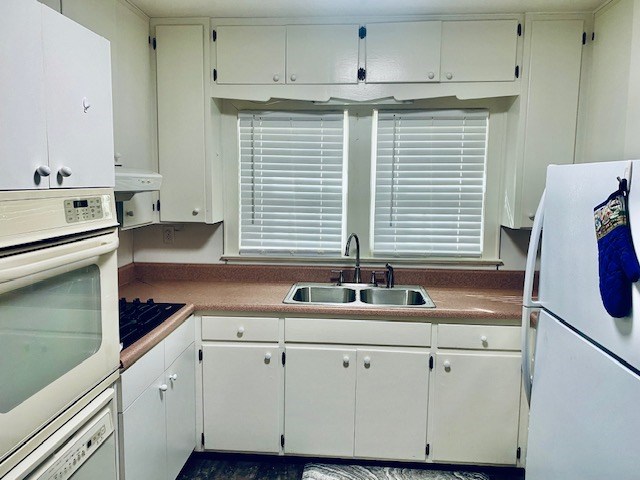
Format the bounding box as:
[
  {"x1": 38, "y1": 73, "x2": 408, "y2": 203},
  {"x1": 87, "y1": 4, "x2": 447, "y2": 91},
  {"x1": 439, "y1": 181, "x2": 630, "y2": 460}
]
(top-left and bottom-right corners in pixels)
[{"x1": 302, "y1": 463, "x2": 490, "y2": 480}]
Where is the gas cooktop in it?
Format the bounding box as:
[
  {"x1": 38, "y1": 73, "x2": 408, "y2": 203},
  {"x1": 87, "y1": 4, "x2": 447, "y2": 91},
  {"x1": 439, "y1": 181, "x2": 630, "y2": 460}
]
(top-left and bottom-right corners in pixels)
[{"x1": 119, "y1": 298, "x2": 186, "y2": 349}]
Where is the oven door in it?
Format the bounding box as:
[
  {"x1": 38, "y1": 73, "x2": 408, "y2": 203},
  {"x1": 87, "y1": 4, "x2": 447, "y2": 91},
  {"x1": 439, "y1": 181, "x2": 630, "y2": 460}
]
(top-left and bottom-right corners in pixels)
[{"x1": 0, "y1": 230, "x2": 119, "y2": 462}]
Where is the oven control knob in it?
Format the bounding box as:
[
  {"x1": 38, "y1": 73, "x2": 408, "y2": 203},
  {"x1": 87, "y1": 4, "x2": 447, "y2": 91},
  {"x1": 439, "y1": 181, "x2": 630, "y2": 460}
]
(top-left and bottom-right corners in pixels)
[{"x1": 36, "y1": 165, "x2": 51, "y2": 177}]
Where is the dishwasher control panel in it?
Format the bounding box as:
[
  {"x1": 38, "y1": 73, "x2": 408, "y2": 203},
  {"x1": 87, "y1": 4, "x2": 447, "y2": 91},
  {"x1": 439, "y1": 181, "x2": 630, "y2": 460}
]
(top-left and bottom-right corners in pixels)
[{"x1": 64, "y1": 197, "x2": 104, "y2": 223}]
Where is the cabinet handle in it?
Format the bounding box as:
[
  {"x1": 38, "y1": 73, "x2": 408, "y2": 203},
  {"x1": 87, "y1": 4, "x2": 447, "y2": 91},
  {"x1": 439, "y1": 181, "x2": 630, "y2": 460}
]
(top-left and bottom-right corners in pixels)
[
  {"x1": 82, "y1": 97, "x2": 91, "y2": 113},
  {"x1": 192, "y1": 208, "x2": 200, "y2": 216},
  {"x1": 481, "y1": 335, "x2": 488, "y2": 344},
  {"x1": 169, "y1": 373, "x2": 178, "y2": 381},
  {"x1": 290, "y1": 74, "x2": 297, "y2": 82},
  {"x1": 445, "y1": 72, "x2": 453, "y2": 80},
  {"x1": 36, "y1": 165, "x2": 51, "y2": 177},
  {"x1": 363, "y1": 356, "x2": 371, "y2": 368},
  {"x1": 343, "y1": 355, "x2": 350, "y2": 367},
  {"x1": 273, "y1": 74, "x2": 280, "y2": 82},
  {"x1": 125, "y1": 211, "x2": 134, "y2": 217},
  {"x1": 428, "y1": 72, "x2": 435, "y2": 80},
  {"x1": 528, "y1": 213, "x2": 536, "y2": 221},
  {"x1": 159, "y1": 384, "x2": 168, "y2": 392},
  {"x1": 443, "y1": 360, "x2": 451, "y2": 370},
  {"x1": 237, "y1": 326, "x2": 245, "y2": 337},
  {"x1": 58, "y1": 166, "x2": 73, "y2": 178},
  {"x1": 264, "y1": 352, "x2": 272, "y2": 364}
]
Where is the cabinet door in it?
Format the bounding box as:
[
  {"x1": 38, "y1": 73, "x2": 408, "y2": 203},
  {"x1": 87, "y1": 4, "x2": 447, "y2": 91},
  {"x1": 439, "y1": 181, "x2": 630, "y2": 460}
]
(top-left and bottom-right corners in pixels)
[
  {"x1": 354, "y1": 348, "x2": 429, "y2": 461},
  {"x1": 165, "y1": 343, "x2": 196, "y2": 480},
  {"x1": 0, "y1": 0, "x2": 48, "y2": 190},
  {"x1": 284, "y1": 346, "x2": 356, "y2": 457},
  {"x1": 441, "y1": 20, "x2": 518, "y2": 82},
  {"x1": 366, "y1": 22, "x2": 441, "y2": 83},
  {"x1": 42, "y1": 6, "x2": 115, "y2": 188},
  {"x1": 122, "y1": 191, "x2": 158, "y2": 229},
  {"x1": 216, "y1": 26, "x2": 286, "y2": 85},
  {"x1": 156, "y1": 25, "x2": 206, "y2": 222},
  {"x1": 120, "y1": 372, "x2": 167, "y2": 480},
  {"x1": 286, "y1": 25, "x2": 360, "y2": 84},
  {"x1": 202, "y1": 343, "x2": 281, "y2": 453},
  {"x1": 431, "y1": 352, "x2": 522, "y2": 465}
]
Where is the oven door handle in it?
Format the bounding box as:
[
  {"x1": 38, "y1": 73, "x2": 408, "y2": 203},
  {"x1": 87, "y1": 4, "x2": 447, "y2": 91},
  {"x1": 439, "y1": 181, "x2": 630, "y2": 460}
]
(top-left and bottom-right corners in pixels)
[{"x1": 0, "y1": 237, "x2": 119, "y2": 284}]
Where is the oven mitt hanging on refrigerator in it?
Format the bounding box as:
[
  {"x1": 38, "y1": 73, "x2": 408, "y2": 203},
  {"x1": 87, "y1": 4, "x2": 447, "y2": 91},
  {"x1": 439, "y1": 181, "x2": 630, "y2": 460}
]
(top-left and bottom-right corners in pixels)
[{"x1": 594, "y1": 178, "x2": 640, "y2": 318}]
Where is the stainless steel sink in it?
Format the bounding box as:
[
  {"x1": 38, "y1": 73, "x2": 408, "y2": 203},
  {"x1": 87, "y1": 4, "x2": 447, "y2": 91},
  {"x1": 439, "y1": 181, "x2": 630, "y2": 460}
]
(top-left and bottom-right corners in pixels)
[{"x1": 283, "y1": 283, "x2": 435, "y2": 308}]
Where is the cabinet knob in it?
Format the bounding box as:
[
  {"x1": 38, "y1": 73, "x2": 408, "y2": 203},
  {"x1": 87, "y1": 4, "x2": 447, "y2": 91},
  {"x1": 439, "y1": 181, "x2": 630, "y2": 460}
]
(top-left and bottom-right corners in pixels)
[
  {"x1": 159, "y1": 384, "x2": 168, "y2": 392},
  {"x1": 36, "y1": 165, "x2": 51, "y2": 177},
  {"x1": 82, "y1": 97, "x2": 91, "y2": 113},
  {"x1": 264, "y1": 352, "x2": 272, "y2": 363},
  {"x1": 125, "y1": 210, "x2": 135, "y2": 217},
  {"x1": 428, "y1": 71, "x2": 435, "y2": 80},
  {"x1": 528, "y1": 213, "x2": 536, "y2": 221},
  {"x1": 445, "y1": 72, "x2": 453, "y2": 80},
  {"x1": 363, "y1": 356, "x2": 371, "y2": 368},
  {"x1": 443, "y1": 360, "x2": 451, "y2": 370},
  {"x1": 273, "y1": 74, "x2": 280, "y2": 82},
  {"x1": 58, "y1": 166, "x2": 72, "y2": 178},
  {"x1": 290, "y1": 74, "x2": 297, "y2": 82},
  {"x1": 343, "y1": 355, "x2": 350, "y2": 367},
  {"x1": 169, "y1": 373, "x2": 178, "y2": 381},
  {"x1": 481, "y1": 335, "x2": 488, "y2": 344},
  {"x1": 192, "y1": 208, "x2": 200, "y2": 216},
  {"x1": 237, "y1": 326, "x2": 245, "y2": 337}
]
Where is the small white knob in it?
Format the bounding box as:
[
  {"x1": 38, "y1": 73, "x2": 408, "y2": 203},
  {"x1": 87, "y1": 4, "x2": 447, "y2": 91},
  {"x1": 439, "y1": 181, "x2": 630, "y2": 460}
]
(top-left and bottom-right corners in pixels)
[
  {"x1": 265, "y1": 352, "x2": 272, "y2": 363},
  {"x1": 192, "y1": 208, "x2": 200, "y2": 216},
  {"x1": 237, "y1": 326, "x2": 245, "y2": 337},
  {"x1": 443, "y1": 360, "x2": 451, "y2": 370},
  {"x1": 82, "y1": 97, "x2": 91, "y2": 113},
  {"x1": 290, "y1": 74, "x2": 297, "y2": 82},
  {"x1": 58, "y1": 166, "x2": 72, "y2": 177},
  {"x1": 126, "y1": 211, "x2": 134, "y2": 217},
  {"x1": 169, "y1": 373, "x2": 178, "y2": 381},
  {"x1": 36, "y1": 165, "x2": 51, "y2": 177},
  {"x1": 363, "y1": 356, "x2": 371, "y2": 368},
  {"x1": 481, "y1": 335, "x2": 488, "y2": 343},
  {"x1": 428, "y1": 71, "x2": 435, "y2": 80},
  {"x1": 445, "y1": 72, "x2": 453, "y2": 80},
  {"x1": 343, "y1": 355, "x2": 350, "y2": 367},
  {"x1": 528, "y1": 213, "x2": 536, "y2": 221},
  {"x1": 159, "y1": 384, "x2": 168, "y2": 392},
  {"x1": 114, "y1": 152, "x2": 122, "y2": 161},
  {"x1": 273, "y1": 74, "x2": 280, "y2": 82}
]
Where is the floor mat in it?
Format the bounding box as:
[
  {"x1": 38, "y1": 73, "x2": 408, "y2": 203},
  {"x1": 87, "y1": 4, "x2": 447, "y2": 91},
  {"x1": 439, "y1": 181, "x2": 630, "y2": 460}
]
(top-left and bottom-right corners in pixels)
[{"x1": 302, "y1": 463, "x2": 491, "y2": 480}]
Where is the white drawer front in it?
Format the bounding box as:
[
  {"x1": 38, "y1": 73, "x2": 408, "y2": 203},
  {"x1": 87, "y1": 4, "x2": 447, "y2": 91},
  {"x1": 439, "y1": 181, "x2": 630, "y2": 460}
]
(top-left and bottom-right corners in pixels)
[
  {"x1": 437, "y1": 324, "x2": 520, "y2": 351},
  {"x1": 285, "y1": 318, "x2": 431, "y2": 347},
  {"x1": 164, "y1": 315, "x2": 195, "y2": 367},
  {"x1": 121, "y1": 341, "x2": 165, "y2": 411},
  {"x1": 202, "y1": 316, "x2": 279, "y2": 342}
]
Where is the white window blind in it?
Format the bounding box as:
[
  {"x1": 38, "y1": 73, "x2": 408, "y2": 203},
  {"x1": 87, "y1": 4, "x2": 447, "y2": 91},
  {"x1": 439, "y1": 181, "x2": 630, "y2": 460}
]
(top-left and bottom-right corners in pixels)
[
  {"x1": 371, "y1": 110, "x2": 488, "y2": 257},
  {"x1": 239, "y1": 111, "x2": 347, "y2": 255}
]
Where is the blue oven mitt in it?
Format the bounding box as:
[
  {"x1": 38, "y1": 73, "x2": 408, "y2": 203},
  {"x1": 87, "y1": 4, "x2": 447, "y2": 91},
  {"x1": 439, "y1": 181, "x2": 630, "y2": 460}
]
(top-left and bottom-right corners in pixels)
[{"x1": 594, "y1": 179, "x2": 640, "y2": 318}]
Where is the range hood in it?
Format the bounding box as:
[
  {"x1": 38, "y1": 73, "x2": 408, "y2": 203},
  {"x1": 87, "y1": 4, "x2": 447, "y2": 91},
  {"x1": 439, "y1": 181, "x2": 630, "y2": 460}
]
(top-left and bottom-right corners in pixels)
[{"x1": 115, "y1": 167, "x2": 162, "y2": 201}]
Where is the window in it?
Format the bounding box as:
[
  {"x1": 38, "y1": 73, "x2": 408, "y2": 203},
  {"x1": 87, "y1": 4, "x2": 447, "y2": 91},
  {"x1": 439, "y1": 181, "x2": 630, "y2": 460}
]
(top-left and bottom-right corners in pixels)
[
  {"x1": 371, "y1": 110, "x2": 488, "y2": 257},
  {"x1": 238, "y1": 111, "x2": 348, "y2": 256}
]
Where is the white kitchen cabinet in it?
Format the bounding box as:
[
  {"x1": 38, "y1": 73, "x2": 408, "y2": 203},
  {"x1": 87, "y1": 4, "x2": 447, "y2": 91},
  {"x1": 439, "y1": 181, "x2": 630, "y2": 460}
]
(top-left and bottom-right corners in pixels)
[
  {"x1": 216, "y1": 26, "x2": 286, "y2": 84},
  {"x1": 440, "y1": 20, "x2": 518, "y2": 82},
  {"x1": 365, "y1": 22, "x2": 441, "y2": 83},
  {"x1": 286, "y1": 25, "x2": 360, "y2": 84},
  {"x1": 430, "y1": 352, "x2": 522, "y2": 465},
  {"x1": 502, "y1": 18, "x2": 584, "y2": 228},
  {"x1": 0, "y1": 0, "x2": 49, "y2": 190},
  {"x1": 42, "y1": 6, "x2": 115, "y2": 188},
  {"x1": 354, "y1": 348, "x2": 429, "y2": 461},
  {"x1": 202, "y1": 343, "x2": 282, "y2": 453},
  {"x1": 284, "y1": 346, "x2": 357, "y2": 457},
  {"x1": 156, "y1": 24, "x2": 207, "y2": 222},
  {"x1": 121, "y1": 191, "x2": 158, "y2": 230}
]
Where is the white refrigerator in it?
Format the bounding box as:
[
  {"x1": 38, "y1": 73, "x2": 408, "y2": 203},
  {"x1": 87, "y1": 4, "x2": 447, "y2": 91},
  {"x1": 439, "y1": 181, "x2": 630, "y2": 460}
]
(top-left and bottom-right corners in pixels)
[{"x1": 523, "y1": 160, "x2": 640, "y2": 479}]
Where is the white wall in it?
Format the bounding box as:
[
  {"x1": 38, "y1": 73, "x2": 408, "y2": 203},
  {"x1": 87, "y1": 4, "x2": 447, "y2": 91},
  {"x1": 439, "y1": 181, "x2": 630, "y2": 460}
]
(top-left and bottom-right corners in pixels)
[
  {"x1": 132, "y1": 223, "x2": 224, "y2": 264},
  {"x1": 117, "y1": 229, "x2": 134, "y2": 267}
]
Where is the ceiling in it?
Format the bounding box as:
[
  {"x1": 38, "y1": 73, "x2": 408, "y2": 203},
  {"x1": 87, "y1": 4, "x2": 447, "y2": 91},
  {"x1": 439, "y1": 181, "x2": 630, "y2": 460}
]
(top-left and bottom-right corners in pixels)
[{"x1": 129, "y1": 0, "x2": 606, "y2": 19}]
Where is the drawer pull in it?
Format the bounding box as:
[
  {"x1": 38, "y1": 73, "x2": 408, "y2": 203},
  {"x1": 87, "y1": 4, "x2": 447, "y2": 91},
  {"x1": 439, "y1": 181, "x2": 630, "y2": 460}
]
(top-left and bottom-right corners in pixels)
[
  {"x1": 481, "y1": 335, "x2": 488, "y2": 345},
  {"x1": 343, "y1": 355, "x2": 350, "y2": 367},
  {"x1": 443, "y1": 360, "x2": 451, "y2": 371},
  {"x1": 363, "y1": 356, "x2": 371, "y2": 369},
  {"x1": 237, "y1": 326, "x2": 245, "y2": 337},
  {"x1": 264, "y1": 352, "x2": 272, "y2": 364}
]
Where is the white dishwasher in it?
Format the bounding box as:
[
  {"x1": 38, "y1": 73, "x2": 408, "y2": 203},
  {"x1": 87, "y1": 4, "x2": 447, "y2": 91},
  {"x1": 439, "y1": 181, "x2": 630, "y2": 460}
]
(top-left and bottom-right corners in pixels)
[{"x1": 4, "y1": 388, "x2": 118, "y2": 480}]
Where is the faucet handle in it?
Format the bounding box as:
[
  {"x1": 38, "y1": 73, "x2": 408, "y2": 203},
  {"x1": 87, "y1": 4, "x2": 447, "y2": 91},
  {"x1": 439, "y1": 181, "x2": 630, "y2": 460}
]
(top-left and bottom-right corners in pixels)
[
  {"x1": 330, "y1": 269, "x2": 345, "y2": 286},
  {"x1": 370, "y1": 271, "x2": 384, "y2": 287}
]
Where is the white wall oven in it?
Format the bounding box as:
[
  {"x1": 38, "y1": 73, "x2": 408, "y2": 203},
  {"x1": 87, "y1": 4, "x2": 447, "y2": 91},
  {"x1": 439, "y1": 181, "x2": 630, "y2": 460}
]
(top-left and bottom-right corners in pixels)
[{"x1": 0, "y1": 188, "x2": 120, "y2": 473}]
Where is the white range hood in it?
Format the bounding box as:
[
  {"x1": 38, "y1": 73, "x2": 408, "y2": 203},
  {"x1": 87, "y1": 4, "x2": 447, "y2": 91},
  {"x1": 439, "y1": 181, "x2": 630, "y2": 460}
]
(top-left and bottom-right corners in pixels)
[{"x1": 114, "y1": 167, "x2": 162, "y2": 201}]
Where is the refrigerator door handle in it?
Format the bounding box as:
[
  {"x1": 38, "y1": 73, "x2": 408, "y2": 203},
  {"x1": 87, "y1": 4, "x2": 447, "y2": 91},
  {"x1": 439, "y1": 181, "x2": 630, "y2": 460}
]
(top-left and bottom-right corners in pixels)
[{"x1": 522, "y1": 190, "x2": 545, "y2": 404}]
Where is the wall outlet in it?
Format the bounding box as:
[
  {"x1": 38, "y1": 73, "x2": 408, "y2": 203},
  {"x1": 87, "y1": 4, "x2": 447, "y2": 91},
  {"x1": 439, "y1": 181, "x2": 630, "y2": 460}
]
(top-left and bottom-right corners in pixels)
[{"x1": 163, "y1": 226, "x2": 175, "y2": 245}]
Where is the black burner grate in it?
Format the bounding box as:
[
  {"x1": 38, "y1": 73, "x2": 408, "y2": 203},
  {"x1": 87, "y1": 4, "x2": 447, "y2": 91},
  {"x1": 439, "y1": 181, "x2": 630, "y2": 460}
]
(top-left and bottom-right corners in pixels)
[{"x1": 119, "y1": 298, "x2": 186, "y2": 349}]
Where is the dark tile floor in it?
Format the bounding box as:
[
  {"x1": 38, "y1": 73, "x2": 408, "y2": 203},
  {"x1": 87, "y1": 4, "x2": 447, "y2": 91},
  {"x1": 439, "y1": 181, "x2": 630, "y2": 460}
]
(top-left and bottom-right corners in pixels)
[{"x1": 176, "y1": 453, "x2": 525, "y2": 480}]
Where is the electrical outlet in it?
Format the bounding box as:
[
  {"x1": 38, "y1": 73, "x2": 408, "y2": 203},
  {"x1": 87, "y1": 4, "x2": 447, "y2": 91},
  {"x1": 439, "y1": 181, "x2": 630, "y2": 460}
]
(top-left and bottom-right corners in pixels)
[{"x1": 163, "y1": 226, "x2": 175, "y2": 245}]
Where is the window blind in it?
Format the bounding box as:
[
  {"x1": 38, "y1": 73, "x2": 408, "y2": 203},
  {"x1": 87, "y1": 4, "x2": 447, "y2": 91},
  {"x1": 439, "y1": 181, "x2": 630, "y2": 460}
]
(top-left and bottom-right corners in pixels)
[
  {"x1": 239, "y1": 111, "x2": 347, "y2": 255},
  {"x1": 371, "y1": 110, "x2": 488, "y2": 257}
]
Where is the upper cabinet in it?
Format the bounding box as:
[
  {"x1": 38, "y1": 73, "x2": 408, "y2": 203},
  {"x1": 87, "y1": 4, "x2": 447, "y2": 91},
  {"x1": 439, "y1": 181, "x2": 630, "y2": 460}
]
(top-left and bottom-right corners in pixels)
[
  {"x1": 216, "y1": 26, "x2": 286, "y2": 85},
  {"x1": 286, "y1": 25, "x2": 360, "y2": 84},
  {"x1": 365, "y1": 22, "x2": 441, "y2": 83},
  {"x1": 440, "y1": 20, "x2": 519, "y2": 82}
]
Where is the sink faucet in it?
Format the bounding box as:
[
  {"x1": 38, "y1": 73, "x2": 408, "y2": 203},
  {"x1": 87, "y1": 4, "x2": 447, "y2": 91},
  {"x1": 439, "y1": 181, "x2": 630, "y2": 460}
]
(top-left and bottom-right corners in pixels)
[
  {"x1": 344, "y1": 233, "x2": 362, "y2": 283},
  {"x1": 385, "y1": 263, "x2": 395, "y2": 288}
]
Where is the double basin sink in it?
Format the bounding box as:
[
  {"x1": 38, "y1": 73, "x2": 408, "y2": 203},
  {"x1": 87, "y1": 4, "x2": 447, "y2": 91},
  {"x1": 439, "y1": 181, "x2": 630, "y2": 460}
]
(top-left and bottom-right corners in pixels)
[{"x1": 283, "y1": 283, "x2": 435, "y2": 308}]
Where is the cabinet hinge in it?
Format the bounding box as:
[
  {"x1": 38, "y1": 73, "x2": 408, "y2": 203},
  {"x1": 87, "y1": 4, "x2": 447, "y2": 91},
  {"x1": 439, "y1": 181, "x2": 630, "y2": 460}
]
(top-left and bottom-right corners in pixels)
[
  {"x1": 156, "y1": 199, "x2": 161, "y2": 212},
  {"x1": 201, "y1": 432, "x2": 205, "y2": 447},
  {"x1": 582, "y1": 32, "x2": 587, "y2": 45},
  {"x1": 198, "y1": 349, "x2": 203, "y2": 362},
  {"x1": 515, "y1": 65, "x2": 520, "y2": 78},
  {"x1": 357, "y1": 68, "x2": 366, "y2": 81},
  {"x1": 281, "y1": 351, "x2": 286, "y2": 366},
  {"x1": 280, "y1": 435, "x2": 285, "y2": 448},
  {"x1": 148, "y1": 35, "x2": 151, "y2": 45},
  {"x1": 517, "y1": 23, "x2": 522, "y2": 36},
  {"x1": 516, "y1": 447, "x2": 521, "y2": 459},
  {"x1": 212, "y1": 29, "x2": 217, "y2": 42},
  {"x1": 359, "y1": 26, "x2": 367, "y2": 39},
  {"x1": 152, "y1": 37, "x2": 156, "y2": 50},
  {"x1": 426, "y1": 444, "x2": 430, "y2": 456},
  {"x1": 592, "y1": 32, "x2": 595, "y2": 42},
  {"x1": 213, "y1": 69, "x2": 218, "y2": 81},
  {"x1": 429, "y1": 355, "x2": 434, "y2": 370}
]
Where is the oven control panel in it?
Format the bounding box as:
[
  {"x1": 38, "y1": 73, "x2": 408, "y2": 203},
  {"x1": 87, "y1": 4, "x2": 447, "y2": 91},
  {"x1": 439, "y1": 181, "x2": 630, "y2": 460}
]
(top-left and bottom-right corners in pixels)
[{"x1": 64, "y1": 197, "x2": 104, "y2": 223}]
